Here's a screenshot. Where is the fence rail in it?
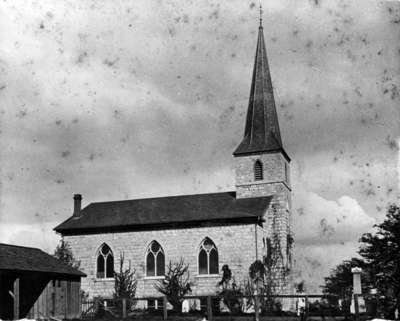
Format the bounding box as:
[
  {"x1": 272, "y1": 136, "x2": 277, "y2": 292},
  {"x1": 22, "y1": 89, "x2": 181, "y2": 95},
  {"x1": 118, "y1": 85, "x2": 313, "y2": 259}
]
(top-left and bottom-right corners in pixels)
[{"x1": 81, "y1": 293, "x2": 371, "y2": 321}]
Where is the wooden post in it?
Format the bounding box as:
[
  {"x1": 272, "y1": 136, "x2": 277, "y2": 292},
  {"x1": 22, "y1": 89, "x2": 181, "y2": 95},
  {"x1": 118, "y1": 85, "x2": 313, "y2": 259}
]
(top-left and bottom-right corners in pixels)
[
  {"x1": 13, "y1": 277, "x2": 20, "y2": 320},
  {"x1": 163, "y1": 296, "x2": 168, "y2": 320},
  {"x1": 304, "y1": 295, "x2": 308, "y2": 321},
  {"x1": 78, "y1": 287, "x2": 82, "y2": 316},
  {"x1": 207, "y1": 296, "x2": 213, "y2": 321},
  {"x1": 254, "y1": 291, "x2": 259, "y2": 321},
  {"x1": 65, "y1": 282, "x2": 68, "y2": 320},
  {"x1": 95, "y1": 298, "x2": 99, "y2": 315},
  {"x1": 122, "y1": 298, "x2": 127, "y2": 318}
]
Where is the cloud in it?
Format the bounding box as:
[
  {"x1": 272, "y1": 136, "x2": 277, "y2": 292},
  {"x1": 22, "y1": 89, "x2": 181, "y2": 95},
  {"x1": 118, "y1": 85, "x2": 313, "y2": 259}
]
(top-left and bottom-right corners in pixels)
[
  {"x1": 398, "y1": 138, "x2": 400, "y2": 191},
  {"x1": 0, "y1": 222, "x2": 60, "y2": 253},
  {"x1": 294, "y1": 241, "x2": 361, "y2": 292},
  {"x1": 294, "y1": 191, "x2": 376, "y2": 245}
]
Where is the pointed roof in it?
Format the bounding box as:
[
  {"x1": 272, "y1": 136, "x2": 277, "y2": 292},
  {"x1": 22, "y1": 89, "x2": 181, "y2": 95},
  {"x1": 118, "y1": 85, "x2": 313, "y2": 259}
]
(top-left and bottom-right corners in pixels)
[
  {"x1": 0, "y1": 243, "x2": 85, "y2": 277},
  {"x1": 233, "y1": 23, "x2": 290, "y2": 161}
]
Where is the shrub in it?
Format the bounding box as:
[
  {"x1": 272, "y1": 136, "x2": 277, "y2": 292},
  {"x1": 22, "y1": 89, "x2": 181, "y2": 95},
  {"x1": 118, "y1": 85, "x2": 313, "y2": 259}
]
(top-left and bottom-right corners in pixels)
[
  {"x1": 114, "y1": 253, "x2": 137, "y2": 311},
  {"x1": 217, "y1": 264, "x2": 243, "y2": 315},
  {"x1": 154, "y1": 258, "x2": 193, "y2": 312},
  {"x1": 53, "y1": 238, "x2": 81, "y2": 269}
]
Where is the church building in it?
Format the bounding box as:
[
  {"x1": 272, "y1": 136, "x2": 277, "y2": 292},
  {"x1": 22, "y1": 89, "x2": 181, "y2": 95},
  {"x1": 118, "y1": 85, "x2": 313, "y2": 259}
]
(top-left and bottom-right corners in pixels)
[{"x1": 54, "y1": 17, "x2": 294, "y2": 301}]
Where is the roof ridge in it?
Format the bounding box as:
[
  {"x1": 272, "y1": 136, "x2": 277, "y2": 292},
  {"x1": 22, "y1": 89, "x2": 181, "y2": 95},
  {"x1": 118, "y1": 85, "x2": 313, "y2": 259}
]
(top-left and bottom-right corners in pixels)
[
  {"x1": 90, "y1": 190, "x2": 237, "y2": 205},
  {"x1": 54, "y1": 193, "x2": 273, "y2": 234},
  {"x1": 0, "y1": 243, "x2": 43, "y2": 251}
]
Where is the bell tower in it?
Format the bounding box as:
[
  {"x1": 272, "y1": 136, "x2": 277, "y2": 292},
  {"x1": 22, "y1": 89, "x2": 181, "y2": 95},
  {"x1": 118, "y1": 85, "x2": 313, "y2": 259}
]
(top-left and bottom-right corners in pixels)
[
  {"x1": 233, "y1": 13, "x2": 293, "y2": 293},
  {"x1": 233, "y1": 18, "x2": 291, "y2": 199}
]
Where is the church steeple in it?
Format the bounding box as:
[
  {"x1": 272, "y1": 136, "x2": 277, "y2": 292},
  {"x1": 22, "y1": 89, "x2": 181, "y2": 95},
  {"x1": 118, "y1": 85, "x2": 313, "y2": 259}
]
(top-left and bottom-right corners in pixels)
[
  {"x1": 232, "y1": 8, "x2": 293, "y2": 296},
  {"x1": 233, "y1": 19, "x2": 289, "y2": 161}
]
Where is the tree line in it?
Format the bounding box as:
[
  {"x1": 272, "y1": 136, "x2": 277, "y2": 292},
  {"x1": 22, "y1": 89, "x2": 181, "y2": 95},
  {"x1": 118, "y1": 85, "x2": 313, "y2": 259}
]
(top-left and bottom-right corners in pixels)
[{"x1": 321, "y1": 204, "x2": 400, "y2": 319}]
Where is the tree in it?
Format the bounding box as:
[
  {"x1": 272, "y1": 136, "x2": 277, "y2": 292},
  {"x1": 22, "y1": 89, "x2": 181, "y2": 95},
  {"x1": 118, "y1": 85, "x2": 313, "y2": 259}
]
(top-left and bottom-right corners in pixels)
[
  {"x1": 154, "y1": 259, "x2": 193, "y2": 312},
  {"x1": 53, "y1": 239, "x2": 90, "y2": 300},
  {"x1": 249, "y1": 259, "x2": 266, "y2": 307},
  {"x1": 53, "y1": 238, "x2": 80, "y2": 269},
  {"x1": 359, "y1": 204, "x2": 400, "y2": 317},
  {"x1": 262, "y1": 228, "x2": 286, "y2": 312},
  {"x1": 219, "y1": 264, "x2": 233, "y2": 288},
  {"x1": 114, "y1": 253, "x2": 137, "y2": 311},
  {"x1": 249, "y1": 260, "x2": 266, "y2": 283},
  {"x1": 217, "y1": 264, "x2": 243, "y2": 314},
  {"x1": 321, "y1": 257, "x2": 369, "y2": 313},
  {"x1": 321, "y1": 204, "x2": 400, "y2": 318}
]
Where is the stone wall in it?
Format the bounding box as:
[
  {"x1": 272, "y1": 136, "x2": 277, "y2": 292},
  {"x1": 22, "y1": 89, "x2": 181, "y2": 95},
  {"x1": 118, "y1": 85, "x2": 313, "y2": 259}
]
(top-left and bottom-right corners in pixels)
[
  {"x1": 234, "y1": 153, "x2": 290, "y2": 192},
  {"x1": 61, "y1": 150, "x2": 294, "y2": 300},
  {"x1": 234, "y1": 151, "x2": 293, "y2": 295},
  {"x1": 64, "y1": 224, "x2": 262, "y2": 299}
]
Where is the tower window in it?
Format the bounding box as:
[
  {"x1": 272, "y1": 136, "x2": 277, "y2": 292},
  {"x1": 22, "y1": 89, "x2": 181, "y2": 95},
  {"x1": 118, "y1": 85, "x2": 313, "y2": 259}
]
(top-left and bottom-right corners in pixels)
[
  {"x1": 285, "y1": 162, "x2": 289, "y2": 184},
  {"x1": 198, "y1": 237, "x2": 219, "y2": 275},
  {"x1": 287, "y1": 234, "x2": 294, "y2": 268},
  {"x1": 254, "y1": 160, "x2": 263, "y2": 181},
  {"x1": 263, "y1": 237, "x2": 272, "y2": 265},
  {"x1": 97, "y1": 243, "x2": 114, "y2": 278},
  {"x1": 146, "y1": 241, "x2": 165, "y2": 276}
]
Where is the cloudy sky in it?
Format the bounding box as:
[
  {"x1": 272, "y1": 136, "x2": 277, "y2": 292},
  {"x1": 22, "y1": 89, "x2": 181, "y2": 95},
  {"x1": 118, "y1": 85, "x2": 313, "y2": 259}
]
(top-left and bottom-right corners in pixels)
[{"x1": 0, "y1": 0, "x2": 399, "y2": 291}]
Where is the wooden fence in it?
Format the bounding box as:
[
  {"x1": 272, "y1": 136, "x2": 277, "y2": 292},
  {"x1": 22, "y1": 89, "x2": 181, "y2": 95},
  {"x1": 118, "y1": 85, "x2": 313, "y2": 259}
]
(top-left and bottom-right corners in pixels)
[{"x1": 81, "y1": 294, "x2": 355, "y2": 321}]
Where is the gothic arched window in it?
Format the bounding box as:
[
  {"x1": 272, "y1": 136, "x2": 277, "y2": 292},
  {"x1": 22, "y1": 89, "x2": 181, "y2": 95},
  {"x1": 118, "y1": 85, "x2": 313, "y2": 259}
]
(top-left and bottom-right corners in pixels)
[
  {"x1": 254, "y1": 160, "x2": 263, "y2": 181},
  {"x1": 285, "y1": 162, "x2": 289, "y2": 184},
  {"x1": 146, "y1": 241, "x2": 165, "y2": 277},
  {"x1": 97, "y1": 243, "x2": 114, "y2": 278},
  {"x1": 265, "y1": 237, "x2": 272, "y2": 265},
  {"x1": 198, "y1": 238, "x2": 218, "y2": 275}
]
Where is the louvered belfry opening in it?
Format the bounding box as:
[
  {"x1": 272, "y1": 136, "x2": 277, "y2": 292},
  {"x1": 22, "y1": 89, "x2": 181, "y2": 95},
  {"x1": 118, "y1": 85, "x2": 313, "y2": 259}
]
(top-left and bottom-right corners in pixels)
[{"x1": 254, "y1": 160, "x2": 263, "y2": 181}]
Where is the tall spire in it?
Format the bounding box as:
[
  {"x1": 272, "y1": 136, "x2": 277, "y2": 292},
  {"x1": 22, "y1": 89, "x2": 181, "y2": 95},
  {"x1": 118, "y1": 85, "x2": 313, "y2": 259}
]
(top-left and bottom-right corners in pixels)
[{"x1": 233, "y1": 14, "x2": 289, "y2": 161}]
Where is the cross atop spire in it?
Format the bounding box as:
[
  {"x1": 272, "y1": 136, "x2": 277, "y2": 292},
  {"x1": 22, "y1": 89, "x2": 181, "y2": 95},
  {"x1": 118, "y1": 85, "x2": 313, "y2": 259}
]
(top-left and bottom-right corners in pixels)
[{"x1": 233, "y1": 16, "x2": 290, "y2": 161}]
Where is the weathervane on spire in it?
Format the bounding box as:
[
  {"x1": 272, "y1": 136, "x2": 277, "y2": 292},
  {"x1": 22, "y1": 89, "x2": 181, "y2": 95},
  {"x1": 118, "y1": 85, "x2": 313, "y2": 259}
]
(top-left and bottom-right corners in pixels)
[{"x1": 259, "y1": 0, "x2": 263, "y2": 27}]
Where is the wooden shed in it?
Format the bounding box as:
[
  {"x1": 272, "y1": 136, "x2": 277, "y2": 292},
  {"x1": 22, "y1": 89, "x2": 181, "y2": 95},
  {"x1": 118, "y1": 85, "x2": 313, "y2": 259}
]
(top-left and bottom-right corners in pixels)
[{"x1": 0, "y1": 243, "x2": 86, "y2": 320}]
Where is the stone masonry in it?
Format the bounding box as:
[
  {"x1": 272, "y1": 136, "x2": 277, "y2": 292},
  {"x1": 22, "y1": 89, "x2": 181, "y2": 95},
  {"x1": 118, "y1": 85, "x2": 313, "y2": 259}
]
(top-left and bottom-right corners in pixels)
[
  {"x1": 234, "y1": 152, "x2": 293, "y2": 295},
  {"x1": 62, "y1": 151, "x2": 293, "y2": 300},
  {"x1": 64, "y1": 223, "x2": 266, "y2": 299}
]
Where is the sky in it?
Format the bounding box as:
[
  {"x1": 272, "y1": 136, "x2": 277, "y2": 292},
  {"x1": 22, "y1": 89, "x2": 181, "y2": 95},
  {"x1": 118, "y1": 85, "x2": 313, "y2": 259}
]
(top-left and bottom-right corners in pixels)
[{"x1": 0, "y1": 0, "x2": 399, "y2": 292}]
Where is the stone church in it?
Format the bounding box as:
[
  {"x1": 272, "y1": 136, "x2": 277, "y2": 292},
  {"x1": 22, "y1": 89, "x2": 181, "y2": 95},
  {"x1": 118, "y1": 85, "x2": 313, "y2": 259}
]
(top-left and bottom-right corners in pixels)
[{"x1": 54, "y1": 18, "x2": 294, "y2": 301}]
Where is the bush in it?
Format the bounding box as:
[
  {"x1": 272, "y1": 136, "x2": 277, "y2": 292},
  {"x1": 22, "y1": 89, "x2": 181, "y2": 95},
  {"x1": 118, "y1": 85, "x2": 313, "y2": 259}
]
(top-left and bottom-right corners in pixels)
[
  {"x1": 114, "y1": 253, "x2": 137, "y2": 311},
  {"x1": 154, "y1": 258, "x2": 193, "y2": 312},
  {"x1": 217, "y1": 265, "x2": 243, "y2": 314},
  {"x1": 53, "y1": 238, "x2": 81, "y2": 269}
]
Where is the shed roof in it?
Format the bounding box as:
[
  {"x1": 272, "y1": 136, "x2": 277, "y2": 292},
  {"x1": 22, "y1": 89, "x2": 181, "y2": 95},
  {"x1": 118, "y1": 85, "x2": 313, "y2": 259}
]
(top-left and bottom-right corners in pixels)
[
  {"x1": 0, "y1": 243, "x2": 86, "y2": 277},
  {"x1": 54, "y1": 191, "x2": 271, "y2": 235}
]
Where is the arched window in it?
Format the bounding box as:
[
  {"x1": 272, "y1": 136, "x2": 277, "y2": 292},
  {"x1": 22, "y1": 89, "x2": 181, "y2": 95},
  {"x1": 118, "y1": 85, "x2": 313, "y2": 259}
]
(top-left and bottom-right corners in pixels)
[
  {"x1": 254, "y1": 160, "x2": 263, "y2": 181},
  {"x1": 97, "y1": 243, "x2": 114, "y2": 278},
  {"x1": 265, "y1": 237, "x2": 272, "y2": 265},
  {"x1": 285, "y1": 162, "x2": 289, "y2": 184},
  {"x1": 146, "y1": 241, "x2": 165, "y2": 277},
  {"x1": 198, "y1": 238, "x2": 218, "y2": 275}
]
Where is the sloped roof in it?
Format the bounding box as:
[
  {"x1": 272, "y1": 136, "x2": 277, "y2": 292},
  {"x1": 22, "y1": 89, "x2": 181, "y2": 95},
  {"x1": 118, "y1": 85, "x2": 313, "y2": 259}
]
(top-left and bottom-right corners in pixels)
[
  {"x1": 54, "y1": 191, "x2": 271, "y2": 235},
  {"x1": 233, "y1": 24, "x2": 289, "y2": 161},
  {"x1": 0, "y1": 243, "x2": 86, "y2": 277}
]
